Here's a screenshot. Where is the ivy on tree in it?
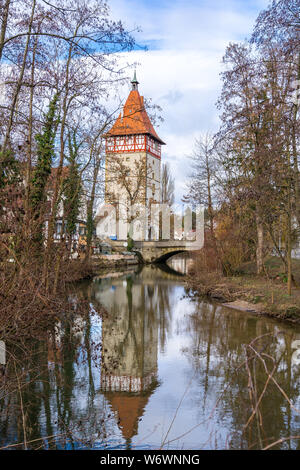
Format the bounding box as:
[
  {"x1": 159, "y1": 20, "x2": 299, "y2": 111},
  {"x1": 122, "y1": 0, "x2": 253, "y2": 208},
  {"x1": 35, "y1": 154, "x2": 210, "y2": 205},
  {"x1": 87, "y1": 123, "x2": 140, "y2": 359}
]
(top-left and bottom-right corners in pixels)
[
  {"x1": 30, "y1": 94, "x2": 59, "y2": 233},
  {"x1": 64, "y1": 131, "x2": 82, "y2": 239}
]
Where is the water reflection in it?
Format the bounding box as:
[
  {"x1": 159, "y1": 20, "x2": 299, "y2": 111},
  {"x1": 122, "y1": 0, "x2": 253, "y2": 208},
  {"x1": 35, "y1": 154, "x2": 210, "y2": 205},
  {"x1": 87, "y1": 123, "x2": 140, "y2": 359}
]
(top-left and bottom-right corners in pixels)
[
  {"x1": 1, "y1": 264, "x2": 300, "y2": 449},
  {"x1": 167, "y1": 253, "x2": 194, "y2": 275},
  {"x1": 99, "y1": 276, "x2": 159, "y2": 447},
  {"x1": 0, "y1": 341, "x2": 5, "y2": 380}
]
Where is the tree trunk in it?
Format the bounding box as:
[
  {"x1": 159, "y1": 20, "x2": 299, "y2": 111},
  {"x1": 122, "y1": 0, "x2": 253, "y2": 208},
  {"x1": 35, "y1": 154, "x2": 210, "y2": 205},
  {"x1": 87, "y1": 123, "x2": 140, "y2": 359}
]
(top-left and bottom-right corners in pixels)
[
  {"x1": 24, "y1": 35, "x2": 38, "y2": 237},
  {"x1": 287, "y1": 212, "x2": 292, "y2": 296},
  {"x1": 0, "y1": 0, "x2": 11, "y2": 63},
  {"x1": 287, "y1": 164, "x2": 292, "y2": 296},
  {"x1": 256, "y1": 211, "x2": 264, "y2": 275},
  {"x1": 292, "y1": 54, "x2": 300, "y2": 226},
  {"x1": 3, "y1": 0, "x2": 36, "y2": 150},
  {"x1": 43, "y1": 40, "x2": 75, "y2": 289}
]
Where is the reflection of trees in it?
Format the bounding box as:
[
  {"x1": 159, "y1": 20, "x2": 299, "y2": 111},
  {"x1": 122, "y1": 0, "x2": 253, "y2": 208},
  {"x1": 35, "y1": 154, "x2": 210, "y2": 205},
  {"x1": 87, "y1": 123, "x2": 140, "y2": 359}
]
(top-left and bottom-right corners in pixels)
[
  {"x1": 118, "y1": 277, "x2": 143, "y2": 374},
  {"x1": 157, "y1": 283, "x2": 172, "y2": 353},
  {"x1": 0, "y1": 302, "x2": 110, "y2": 449},
  {"x1": 182, "y1": 298, "x2": 300, "y2": 449},
  {"x1": 0, "y1": 266, "x2": 184, "y2": 449}
]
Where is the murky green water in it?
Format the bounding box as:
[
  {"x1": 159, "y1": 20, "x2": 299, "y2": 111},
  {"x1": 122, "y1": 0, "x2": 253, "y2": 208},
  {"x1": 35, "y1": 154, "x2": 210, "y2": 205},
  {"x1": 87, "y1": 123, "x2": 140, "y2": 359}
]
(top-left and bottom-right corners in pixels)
[{"x1": 1, "y1": 257, "x2": 300, "y2": 450}]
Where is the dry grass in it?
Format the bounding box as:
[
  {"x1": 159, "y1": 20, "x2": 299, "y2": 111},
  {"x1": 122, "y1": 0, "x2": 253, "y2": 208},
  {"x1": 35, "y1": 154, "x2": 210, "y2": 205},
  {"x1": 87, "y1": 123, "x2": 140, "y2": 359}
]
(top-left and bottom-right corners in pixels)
[{"x1": 187, "y1": 255, "x2": 300, "y2": 324}]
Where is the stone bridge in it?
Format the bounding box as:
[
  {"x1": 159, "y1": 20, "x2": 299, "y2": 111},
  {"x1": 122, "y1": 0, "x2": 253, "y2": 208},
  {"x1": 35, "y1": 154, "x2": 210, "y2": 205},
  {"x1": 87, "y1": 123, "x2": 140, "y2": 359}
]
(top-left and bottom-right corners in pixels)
[{"x1": 110, "y1": 240, "x2": 190, "y2": 263}]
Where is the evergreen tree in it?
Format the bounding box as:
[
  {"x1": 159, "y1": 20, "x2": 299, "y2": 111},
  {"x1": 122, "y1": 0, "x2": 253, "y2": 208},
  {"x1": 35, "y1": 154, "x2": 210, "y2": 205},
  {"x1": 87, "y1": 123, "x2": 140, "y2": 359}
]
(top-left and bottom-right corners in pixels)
[
  {"x1": 0, "y1": 150, "x2": 20, "y2": 190},
  {"x1": 30, "y1": 94, "x2": 59, "y2": 243},
  {"x1": 64, "y1": 132, "x2": 82, "y2": 241},
  {"x1": 86, "y1": 201, "x2": 94, "y2": 255}
]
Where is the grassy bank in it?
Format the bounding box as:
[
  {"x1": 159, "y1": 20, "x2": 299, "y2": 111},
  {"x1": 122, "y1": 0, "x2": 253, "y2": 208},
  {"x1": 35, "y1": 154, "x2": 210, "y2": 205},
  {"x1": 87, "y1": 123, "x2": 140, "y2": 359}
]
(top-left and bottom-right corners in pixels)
[{"x1": 187, "y1": 256, "x2": 300, "y2": 324}]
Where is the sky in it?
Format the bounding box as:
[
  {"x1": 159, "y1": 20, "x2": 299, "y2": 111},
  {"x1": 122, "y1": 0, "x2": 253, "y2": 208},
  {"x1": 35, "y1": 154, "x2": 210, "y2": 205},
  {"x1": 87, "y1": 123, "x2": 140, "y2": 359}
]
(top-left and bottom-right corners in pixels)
[{"x1": 108, "y1": 0, "x2": 270, "y2": 202}]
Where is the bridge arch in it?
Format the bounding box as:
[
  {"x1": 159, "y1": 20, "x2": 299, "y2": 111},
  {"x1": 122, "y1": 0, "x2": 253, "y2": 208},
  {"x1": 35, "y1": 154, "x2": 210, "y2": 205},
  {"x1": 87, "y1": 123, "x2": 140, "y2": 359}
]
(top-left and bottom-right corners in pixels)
[
  {"x1": 153, "y1": 249, "x2": 186, "y2": 264},
  {"x1": 108, "y1": 240, "x2": 190, "y2": 264}
]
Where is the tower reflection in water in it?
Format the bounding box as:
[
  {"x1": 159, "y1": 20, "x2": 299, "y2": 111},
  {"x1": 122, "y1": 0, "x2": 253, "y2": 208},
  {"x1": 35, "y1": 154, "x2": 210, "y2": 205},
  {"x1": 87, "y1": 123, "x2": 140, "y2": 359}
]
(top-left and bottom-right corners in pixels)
[{"x1": 95, "y1": 270, "x2": 160, "y2": 446}]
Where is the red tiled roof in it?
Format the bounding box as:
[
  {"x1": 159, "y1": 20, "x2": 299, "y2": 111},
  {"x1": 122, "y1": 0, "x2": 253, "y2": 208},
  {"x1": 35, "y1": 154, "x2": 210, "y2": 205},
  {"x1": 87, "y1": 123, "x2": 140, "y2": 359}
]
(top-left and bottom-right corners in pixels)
[{"x1": 105, "y1": 89, "x2": 165, "y2": 144}]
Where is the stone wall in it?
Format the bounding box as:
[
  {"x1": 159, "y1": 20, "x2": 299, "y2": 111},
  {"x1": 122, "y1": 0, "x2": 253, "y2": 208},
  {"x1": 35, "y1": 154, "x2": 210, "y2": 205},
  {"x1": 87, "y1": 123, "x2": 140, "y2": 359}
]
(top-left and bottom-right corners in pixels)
[{"x1": 92, "y1": 253, "x2": 139, "y2": 267}]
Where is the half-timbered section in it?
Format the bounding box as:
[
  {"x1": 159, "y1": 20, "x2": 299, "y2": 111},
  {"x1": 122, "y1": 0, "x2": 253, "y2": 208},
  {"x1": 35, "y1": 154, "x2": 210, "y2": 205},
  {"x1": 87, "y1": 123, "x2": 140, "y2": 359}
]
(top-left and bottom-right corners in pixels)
[{"x1": 106, "y1": 135, "x2": 162, "y2": 158}]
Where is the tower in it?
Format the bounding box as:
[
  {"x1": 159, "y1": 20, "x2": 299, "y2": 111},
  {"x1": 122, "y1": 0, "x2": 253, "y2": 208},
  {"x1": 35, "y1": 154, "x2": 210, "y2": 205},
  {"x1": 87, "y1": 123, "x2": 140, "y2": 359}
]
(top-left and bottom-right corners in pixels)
[{"x1": 104, "y1": 73, "x2": 165, "y2": 240}]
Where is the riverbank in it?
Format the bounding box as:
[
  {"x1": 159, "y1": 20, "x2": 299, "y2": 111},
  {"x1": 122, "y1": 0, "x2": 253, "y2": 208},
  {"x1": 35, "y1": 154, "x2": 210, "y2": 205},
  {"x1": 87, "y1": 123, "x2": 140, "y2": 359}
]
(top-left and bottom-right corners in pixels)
[
  {"x1": 64, "y1": 253, "x2": 140, "y2": 282},
  {"x1": 186, "y1": 257, "x2": 300, "y2": 324}
]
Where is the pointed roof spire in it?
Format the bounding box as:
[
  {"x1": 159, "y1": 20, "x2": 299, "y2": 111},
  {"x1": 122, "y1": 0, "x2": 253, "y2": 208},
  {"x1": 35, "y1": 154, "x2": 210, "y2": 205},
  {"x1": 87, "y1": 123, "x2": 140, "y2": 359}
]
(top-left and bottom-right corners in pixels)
[
  {"x1": 105, "y1": 72, "x2": 165, "y2": 145},
  {"x1": 131, "y1": 70, "x2": 139, "y2": 90}
]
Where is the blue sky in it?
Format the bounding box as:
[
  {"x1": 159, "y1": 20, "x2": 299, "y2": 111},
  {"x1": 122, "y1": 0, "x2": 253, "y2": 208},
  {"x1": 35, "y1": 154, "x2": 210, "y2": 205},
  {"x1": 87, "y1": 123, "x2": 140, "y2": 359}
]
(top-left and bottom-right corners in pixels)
[{"x1": 108, "y1": 0, "x2": 270, "y2": 202}]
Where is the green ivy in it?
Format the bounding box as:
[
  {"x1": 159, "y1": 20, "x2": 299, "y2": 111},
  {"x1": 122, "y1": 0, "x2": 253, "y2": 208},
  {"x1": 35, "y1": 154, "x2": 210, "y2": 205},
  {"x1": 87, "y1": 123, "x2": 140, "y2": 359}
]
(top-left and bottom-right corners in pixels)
[
  {"x1": 64, "y1": 132, "x2": 82, "y2": 237},
  {"x1": 30, "y1": 94, "x2": 59, "y2": 213}
]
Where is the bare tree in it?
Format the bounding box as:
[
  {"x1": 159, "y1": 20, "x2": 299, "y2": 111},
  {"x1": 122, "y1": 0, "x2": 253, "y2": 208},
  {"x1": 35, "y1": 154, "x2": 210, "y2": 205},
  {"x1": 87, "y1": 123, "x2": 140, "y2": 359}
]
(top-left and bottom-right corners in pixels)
[
  {"x1": 184, "y1": 133, "x2": 218, "y2": 237},
  {"x1": 161, "y1": 162, "x2": 175, "y2": 207}
]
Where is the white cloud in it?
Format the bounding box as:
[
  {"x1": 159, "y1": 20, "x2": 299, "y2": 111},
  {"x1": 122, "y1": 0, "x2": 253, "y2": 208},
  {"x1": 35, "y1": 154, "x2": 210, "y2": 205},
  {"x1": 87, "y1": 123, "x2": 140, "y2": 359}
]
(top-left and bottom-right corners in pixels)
[
  {"x1": 116, "y1": 48, "x2": 222, "y2": 201},
  {"x1": 107, "y1": 0, "x2": 270, "y2": 202}
]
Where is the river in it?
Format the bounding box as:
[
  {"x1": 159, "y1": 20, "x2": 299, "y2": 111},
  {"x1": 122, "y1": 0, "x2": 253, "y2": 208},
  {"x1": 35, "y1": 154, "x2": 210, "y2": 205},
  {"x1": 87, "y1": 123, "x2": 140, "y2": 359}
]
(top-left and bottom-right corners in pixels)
[{"x1": 1, "y1": 255, "x2": 300, "y2": 450}]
